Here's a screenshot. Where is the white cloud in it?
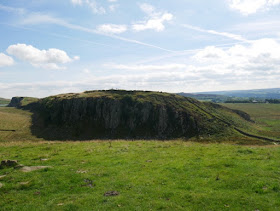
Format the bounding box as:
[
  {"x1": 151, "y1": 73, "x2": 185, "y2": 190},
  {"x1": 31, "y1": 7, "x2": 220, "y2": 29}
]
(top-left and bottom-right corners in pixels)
[
  {"x1": 71, "y1": 0, "x2": 106, "y2": 14},
  {"x1": 83, "y1": 68, "x2": 91, "y2": 74},
  {"x1": 85, "y1": 0, "x2": 106, "y2": 14},
  {"x1": 132, "y1": 3, "x2": 173, "y2": 32},
  {"x1": 0, "y1": 53, "x2": 14, "y2": 67},
  {"x1": 109, "y1": 4, "x2": 119, "y2": 12},
  {"x1": 104, "y1": 63, "x2": 188, "y2": 71},
  {"x1": 2, "y1": 63, "x2": 279, "y2": 98},
  {"x1": 97, "y1": 24, "x2": 127, "y2": 34},
  {"x1": 6, "y1": 44, "x2": 78, "y2": 70},
  {"x1": 193, "y1": 38, "x2": 280, "y2": 75},
  {"x1": 71, "y1": 0, "x2": 83, "y2": 5},
  {"x1": 228, "y1": 0, "x2": 280, "y2": 15}
]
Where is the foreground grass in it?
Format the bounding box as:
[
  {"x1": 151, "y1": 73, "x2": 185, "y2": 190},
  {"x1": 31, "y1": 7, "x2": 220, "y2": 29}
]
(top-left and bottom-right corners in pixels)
[
  {"x1": 0, "y1": 141, "x2": 280, "y2": 210},
  {"x1": 223, "y1": 103, "x2": 280, "y2": 139}
]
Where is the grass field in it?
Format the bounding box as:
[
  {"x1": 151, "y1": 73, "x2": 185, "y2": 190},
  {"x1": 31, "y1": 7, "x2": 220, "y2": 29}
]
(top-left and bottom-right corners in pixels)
[
  {"x1": 1, "y1": 106, "x2": 280, "y2": 210},
  {"x1": 222, "y1": 103, "x2": 280, "y2": 139},
  {"x1": 0, "y1": 98, "x2": 10, "y2": 107},
  {"x1": 1, "y1": 141, "x2": 280, "y2": 210},
  {"x1": 0, "y1": 107, "x2": 41, "y2": 142}
]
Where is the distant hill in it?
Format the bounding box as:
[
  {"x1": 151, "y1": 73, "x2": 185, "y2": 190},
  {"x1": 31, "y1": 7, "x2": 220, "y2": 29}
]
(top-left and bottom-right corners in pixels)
[
  {"x1": 197, "y1": 88, "x2": 280, "y2": 99},
  {"x1": 177, "y1": 93, "x2": 228, "y2": 103},
  {"x1": 0, "y1": 97, "x2": 10, "y2": 106},
  {"x1": 9, "y1": 90, "x2": 254, "y2": 140},
  {"x1": 178, "y1": 88, "x2": 280, "y2": 102}
]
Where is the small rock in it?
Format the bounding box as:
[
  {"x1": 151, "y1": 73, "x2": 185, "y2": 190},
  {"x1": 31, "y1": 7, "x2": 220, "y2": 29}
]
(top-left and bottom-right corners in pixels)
[
  {"x1": 20, "y1": 166, "x2": 51, "y2": 172},
  {"x1": 40, "y1": 158, "x2": 49, "y2": 161},
  {"x1": 57, "y1": 203, "x2": 64, "y2": 206},
  {"x1": 19, "y1": 181, "x2": 30, "y2": 185},
  {"x1": 83, "y1": 179, "x2": 94, "y2": 188},
  {"x1": 76, "y1": 170, "x2": 87, "y2": 174},
  {"x1": 14, "y1": 164, "x2": 24, "y2": 169},
  {"x1": 146, "y1": 160, "x2": 152, "y2": 163},
  {"x1": 0, "y1": 175, "x2": 6, "y2": 179},
  {"x1": 216, "y1": 174, "x2": 220, "y2": 181},
  {"x1": 104, "y1": 191, "x2": 119, "y2": 196},
  {"x1": 0, "y1": 182, "x2": 3, "y2": 188},
  {"x1": 0, "y1": 160, "x2": 18, "y2": 168}
]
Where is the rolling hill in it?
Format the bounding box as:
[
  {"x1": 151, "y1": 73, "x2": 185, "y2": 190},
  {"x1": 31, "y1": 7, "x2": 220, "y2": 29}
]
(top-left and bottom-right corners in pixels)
[
  {"x1": 0, "y1": 97, "x2": 10, "y2": 106},
  {"x1": 195, "y1": 88, "x2": 280, "y2": 99},
  {"x1": 7, "y1": 90, "x2": 256, "y2": 140}
]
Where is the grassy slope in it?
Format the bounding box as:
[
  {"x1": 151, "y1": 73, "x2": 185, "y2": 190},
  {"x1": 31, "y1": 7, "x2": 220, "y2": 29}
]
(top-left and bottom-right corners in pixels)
[
  {"x1": 0, "y1": 107, "x2": 41, "y2": 142},
  {"x1": 0, "y1": 98, "x2": 10, "y2": 105},
  {"x1": 0, "y1": 141, "x2": 280, "y2": 210},
  {"x1": 222, "y1": 104, "x2": 280, "y2": 139}
]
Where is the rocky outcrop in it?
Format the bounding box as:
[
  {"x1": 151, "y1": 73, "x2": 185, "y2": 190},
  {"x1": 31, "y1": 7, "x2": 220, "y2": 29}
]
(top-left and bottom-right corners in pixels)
[
  {"x1": 28, "y1": 96, "x2": 208, "y2": 140},
  {"x1": 231, "y1": 109, "x2": 254, "y2": 122},
  {"x1": 0, "y1": 160, "x2": 18, "y2": 169},
  {"x1": 8, "y1": 97, "x2": 24, "y2": 108},
  {"x1": 18, "y1": 90, "x2": 253, "y2": 140}
]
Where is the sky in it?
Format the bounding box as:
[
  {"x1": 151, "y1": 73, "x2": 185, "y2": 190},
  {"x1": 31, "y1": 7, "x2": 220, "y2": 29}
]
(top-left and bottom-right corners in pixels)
[{"x1": 0, "y1": 0, "x2": 280, "y2": 98}]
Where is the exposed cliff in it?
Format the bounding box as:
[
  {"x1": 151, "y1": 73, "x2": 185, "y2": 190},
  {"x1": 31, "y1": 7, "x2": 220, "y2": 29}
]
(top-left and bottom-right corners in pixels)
[
  {"x1": 8, "y1": 97, "x2": 24, "y2": 108},
  {"x1": 8, "y1": 97, "x2": 38, "y2": 108},
  {"x1": 13, "y1": 90, "x2": 253, "y2": 140}
]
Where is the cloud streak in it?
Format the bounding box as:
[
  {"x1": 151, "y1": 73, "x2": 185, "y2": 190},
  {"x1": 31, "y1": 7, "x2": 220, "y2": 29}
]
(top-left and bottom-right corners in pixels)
[
  {"x1": 20, "y1": 13, "x2": 176, "y2": 52},
  {"x1": 182, "y1": 24, "x2": 248, "y2": 42},
  {"x1": 0, "y1": 3, "x2": 25, "y2": 14}
]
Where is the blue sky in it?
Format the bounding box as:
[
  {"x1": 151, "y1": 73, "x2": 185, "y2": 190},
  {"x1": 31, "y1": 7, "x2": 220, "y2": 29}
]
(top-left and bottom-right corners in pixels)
[{"x1": 1, "y1": 0, "x2": 280, "y2": 98}]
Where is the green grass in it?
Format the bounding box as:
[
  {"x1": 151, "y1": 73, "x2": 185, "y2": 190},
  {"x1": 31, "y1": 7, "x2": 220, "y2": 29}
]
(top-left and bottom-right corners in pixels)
[
  {"x1": 1, "y1": 141, "x2": 280, "y2": 210},
  {"x1": 0, "y1": 98, "x2": 10, "y2": 105},
  {"x1": 222, "y1": 103, "x2": 280, "y2": 139},
  {"x1": 1, "y1": 104, "x2": 280, "y2": 210},
  {"x1": 20, "y1": 97, "x2": 39, "y2": 106},
  {"x1": 0, "y1": 107, "x2": 41, "y2": 142}
]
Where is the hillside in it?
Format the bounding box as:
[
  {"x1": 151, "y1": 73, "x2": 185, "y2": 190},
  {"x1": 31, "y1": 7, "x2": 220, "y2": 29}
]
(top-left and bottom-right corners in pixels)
[
  {"x1": 7, "y1": 90, "x2": 258, "y2": 140},
  {"x1": 0, "y1": 97, "x2": 10, "y2": 106}
]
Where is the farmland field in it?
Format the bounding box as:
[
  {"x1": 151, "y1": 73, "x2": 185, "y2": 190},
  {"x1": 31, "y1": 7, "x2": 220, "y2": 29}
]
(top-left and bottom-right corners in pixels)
[
  {"x1": 0, "y1": 106, "x2": 280, "y2": 210},
  {"x1": 222, "y1": 103, "x2": 280, "y2": 139}
]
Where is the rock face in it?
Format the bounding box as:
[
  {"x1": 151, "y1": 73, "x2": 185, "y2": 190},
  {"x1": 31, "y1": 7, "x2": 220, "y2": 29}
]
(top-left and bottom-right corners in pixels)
[
  {"x1": 30, "y1": 96, "x2": 201, "y2": 140},
  {"x1": 21, "y1": 90, "x2": 252, "y2": 140},
  {"x1": 0, "y1": 160, "x2": 18, "y2": 169},
  {"x1": 8, "y1": 97, "x2": 24, "y2": 108}
]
